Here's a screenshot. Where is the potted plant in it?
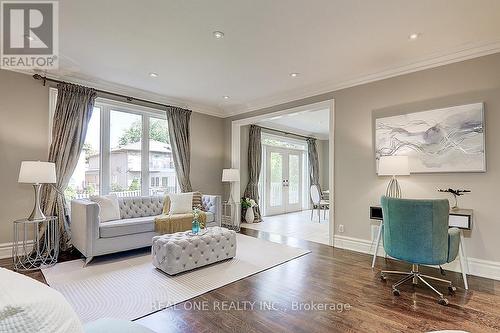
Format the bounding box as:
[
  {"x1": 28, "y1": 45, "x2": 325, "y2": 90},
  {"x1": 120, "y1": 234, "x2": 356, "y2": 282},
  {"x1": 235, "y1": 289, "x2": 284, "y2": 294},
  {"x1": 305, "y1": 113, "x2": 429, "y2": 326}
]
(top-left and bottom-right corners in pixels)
[{"x1": 241, "y1": 197, "x2": 257, "y2": 223}]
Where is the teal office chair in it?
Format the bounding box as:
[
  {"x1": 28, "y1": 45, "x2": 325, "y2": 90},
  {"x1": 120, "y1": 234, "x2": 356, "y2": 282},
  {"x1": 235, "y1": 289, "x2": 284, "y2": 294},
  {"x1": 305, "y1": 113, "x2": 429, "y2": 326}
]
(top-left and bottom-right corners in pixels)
[{"x1": 380, "y1": 196, "x2": 461, "y2": 305}]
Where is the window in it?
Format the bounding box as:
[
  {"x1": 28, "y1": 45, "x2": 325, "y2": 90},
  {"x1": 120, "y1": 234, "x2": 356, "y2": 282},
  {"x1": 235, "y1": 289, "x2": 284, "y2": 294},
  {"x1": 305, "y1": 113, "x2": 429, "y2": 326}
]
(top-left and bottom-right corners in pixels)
[
  {"x1": 54, "y1": 89, "x2": 179, "y2": 200},
  {"x1": 110, "y1": 110, "x2": 142, "y2": 196},
  {"x1": 65, "y1": 107, "x2": 101, "y2": 200}
]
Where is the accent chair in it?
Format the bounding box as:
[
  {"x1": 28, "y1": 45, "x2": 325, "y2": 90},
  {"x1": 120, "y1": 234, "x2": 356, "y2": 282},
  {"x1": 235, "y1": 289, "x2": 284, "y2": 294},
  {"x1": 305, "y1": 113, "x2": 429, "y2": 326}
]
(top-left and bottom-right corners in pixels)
[{"x1": 380, "y1": 196, "x2": 461, "y2": 305}]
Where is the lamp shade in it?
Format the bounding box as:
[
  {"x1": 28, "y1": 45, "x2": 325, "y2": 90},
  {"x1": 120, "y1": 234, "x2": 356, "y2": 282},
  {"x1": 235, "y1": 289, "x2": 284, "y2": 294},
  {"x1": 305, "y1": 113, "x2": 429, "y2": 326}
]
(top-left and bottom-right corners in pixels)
[
  {"x1": 18, "y1": 161, "x2": 56, "y2": 184},
  {"x1": 222, "y1": 169, "x2": 240, "y2": 182},
  {"x1": 378, "y1": 156, "x2": 410, "y2": 176}
]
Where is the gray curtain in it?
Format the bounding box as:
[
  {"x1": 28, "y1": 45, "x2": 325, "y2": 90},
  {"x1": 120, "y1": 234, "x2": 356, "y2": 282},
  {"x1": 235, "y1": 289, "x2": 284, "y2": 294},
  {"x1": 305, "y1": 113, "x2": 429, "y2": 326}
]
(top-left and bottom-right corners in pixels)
[
  {"x1": 166, "y1": 106, "x2": 193, "y2": 192},
  {"x1": 243, "y1": 125, "x2": 262, "y2": 222},
  {"x1": 307, "y1": 138, "x2": 320, "y2": 186},
  {"x1": 41, "y1": 83, "x2": 97, "y2": 250}
]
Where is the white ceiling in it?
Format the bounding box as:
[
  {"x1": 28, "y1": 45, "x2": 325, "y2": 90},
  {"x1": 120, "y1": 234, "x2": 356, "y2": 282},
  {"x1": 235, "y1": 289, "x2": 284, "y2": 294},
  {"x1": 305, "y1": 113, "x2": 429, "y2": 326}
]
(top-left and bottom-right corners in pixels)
[
  {"x1": 38, "y1": 0, "x2": 500, "y2": 117},
  {"x1": 257, "y1": 109, "x2": 330, "y2": 140}
]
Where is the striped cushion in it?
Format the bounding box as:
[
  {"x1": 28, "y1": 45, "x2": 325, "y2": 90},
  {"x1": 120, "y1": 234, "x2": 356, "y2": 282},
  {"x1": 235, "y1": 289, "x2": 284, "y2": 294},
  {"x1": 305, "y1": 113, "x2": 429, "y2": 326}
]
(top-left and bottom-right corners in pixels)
[{"x1": 192, "y1": 191, "x2": 202, "y2": 210}]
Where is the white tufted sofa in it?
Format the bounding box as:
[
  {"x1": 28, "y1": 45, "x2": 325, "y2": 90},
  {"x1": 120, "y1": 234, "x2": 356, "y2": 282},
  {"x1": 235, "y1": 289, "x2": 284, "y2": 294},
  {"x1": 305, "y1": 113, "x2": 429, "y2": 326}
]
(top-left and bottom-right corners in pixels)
[
  {"x1": 152, "y1": 227, "x2": 237, "y2": 275},
  {"x1": 71, "y1": 195, "x2": 221, "y2": 265}
]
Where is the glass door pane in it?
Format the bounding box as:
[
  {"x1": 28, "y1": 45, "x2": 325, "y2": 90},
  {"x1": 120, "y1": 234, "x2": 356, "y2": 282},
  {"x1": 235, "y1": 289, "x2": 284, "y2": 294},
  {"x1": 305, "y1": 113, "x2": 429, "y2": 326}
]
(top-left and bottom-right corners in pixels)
[
  {"x1": 288, "y1": 154, "x2": 300, "y2": 205},
  {"x1": 110, "y1": 110, "x2": 142, "y2": 197},
  {"x1": 269, "y1": 151, "x2": 283, "y2": 207}
]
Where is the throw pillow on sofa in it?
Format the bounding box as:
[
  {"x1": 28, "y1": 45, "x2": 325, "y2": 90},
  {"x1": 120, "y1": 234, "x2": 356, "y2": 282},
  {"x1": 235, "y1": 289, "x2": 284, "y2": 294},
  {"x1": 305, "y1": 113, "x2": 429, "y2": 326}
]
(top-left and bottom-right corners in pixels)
[
  {"x1": 90, "y1": 194, "x2": 121, "y2": 222},
  {"x1": 168, "y1": 192, "x2": 194, "y2": 214}
]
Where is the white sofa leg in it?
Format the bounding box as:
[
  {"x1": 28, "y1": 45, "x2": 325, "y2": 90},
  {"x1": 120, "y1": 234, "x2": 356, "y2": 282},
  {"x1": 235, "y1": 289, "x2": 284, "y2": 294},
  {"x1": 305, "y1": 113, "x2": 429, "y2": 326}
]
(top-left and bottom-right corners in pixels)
[{"x1": 83, "y1": 256, "x2": 94, "y2": 267}]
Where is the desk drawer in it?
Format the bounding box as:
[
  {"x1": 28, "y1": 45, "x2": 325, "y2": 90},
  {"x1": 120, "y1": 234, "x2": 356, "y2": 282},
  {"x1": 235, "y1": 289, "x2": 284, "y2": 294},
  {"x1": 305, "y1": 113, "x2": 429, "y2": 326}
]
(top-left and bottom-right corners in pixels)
[{"x1": 449, "y1": 214, "x2": 471, "y2": 229}]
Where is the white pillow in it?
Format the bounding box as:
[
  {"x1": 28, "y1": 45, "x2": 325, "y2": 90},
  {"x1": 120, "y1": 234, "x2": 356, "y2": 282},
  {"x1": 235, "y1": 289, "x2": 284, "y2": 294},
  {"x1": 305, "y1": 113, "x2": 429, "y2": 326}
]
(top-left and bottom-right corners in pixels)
[
  {"x1": 168, "y1": 192, "x2": 193, "y2": 214},
  {"x1": 90, "y1": 194, "x2": 121, "y2": 222}
]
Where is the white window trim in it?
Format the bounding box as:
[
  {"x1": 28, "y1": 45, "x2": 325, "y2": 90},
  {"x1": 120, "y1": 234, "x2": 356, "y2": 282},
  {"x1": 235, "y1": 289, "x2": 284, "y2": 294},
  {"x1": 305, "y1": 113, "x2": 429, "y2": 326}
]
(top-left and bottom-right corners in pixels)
[{"x1": 48, "y1": 88, "x2": 178, "y2": 197}]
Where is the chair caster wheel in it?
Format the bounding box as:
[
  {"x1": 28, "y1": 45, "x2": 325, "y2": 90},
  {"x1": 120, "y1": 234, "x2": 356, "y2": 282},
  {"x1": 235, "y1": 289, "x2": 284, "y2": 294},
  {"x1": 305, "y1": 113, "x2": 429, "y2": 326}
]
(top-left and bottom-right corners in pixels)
[
  {"x1": 380, "y1": 274, "x2": 387, "y2": 281},
  {"x1": 438, "y1": 298, "x2": 449, "y2": 306},
  {"x1": 392, "y1": 289, "x2": 400, "y2": 296},
  {"x1": 448, "y1": 286, "x2": 457, "y2": 293}
]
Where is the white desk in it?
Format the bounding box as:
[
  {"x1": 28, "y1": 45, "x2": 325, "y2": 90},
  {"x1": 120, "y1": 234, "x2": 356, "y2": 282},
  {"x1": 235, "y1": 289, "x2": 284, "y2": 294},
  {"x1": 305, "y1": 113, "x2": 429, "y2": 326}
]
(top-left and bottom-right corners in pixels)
[{"x1": 369, "y1": 206, "x2": 471, "y2": 290}]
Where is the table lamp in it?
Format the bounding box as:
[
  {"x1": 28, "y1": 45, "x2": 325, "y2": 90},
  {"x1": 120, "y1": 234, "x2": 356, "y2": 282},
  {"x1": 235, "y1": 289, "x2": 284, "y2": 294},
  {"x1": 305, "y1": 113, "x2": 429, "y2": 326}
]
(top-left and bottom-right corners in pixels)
[
  {"x1": 378, "y1": 156, "x2": 409, "y2": 198},
  {"x1": 18, "y1": 161, "x2": 57, "y2": 220},
  {"x1": 222, "y1": 169, "x2": 239, "y2": 203}
]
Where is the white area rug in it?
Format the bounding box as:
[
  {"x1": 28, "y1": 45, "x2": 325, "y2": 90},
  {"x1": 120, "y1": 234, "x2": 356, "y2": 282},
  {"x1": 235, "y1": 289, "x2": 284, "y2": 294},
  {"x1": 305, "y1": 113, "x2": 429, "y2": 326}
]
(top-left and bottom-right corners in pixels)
[{"x1": 42, "y1": 234, "x2": 309, "y2": 323}]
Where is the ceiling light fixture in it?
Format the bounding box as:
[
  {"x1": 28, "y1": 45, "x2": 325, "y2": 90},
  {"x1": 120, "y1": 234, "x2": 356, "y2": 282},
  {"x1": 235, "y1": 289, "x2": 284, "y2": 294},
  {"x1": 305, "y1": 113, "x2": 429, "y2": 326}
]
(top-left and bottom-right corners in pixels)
[
  {"x1": 223, "y1": 96, "x2": 230, "y2": 100},
  {"x1": 149, "y1": 72, "x2": 159, "y2": 78},
  {"x1": 290, "y1": 72, "x2": 299, "y2": 77},
  {"x1": 213, "y1": 31, "x2": 225, "y2": 39},
  {"x1": 408, "y1": 33, "x2": 420, "y2": 40}
]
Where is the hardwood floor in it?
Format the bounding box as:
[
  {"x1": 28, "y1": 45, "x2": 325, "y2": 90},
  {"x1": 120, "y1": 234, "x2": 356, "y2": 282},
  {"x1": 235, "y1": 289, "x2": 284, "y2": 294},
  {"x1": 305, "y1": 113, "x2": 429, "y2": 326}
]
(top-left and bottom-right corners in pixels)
[
  {"x1": 2, "y1": 229, "x2": 499, "y2": 332},
  {"x1": 241, "y1": 210, "x2": 329, "y2": 245}
]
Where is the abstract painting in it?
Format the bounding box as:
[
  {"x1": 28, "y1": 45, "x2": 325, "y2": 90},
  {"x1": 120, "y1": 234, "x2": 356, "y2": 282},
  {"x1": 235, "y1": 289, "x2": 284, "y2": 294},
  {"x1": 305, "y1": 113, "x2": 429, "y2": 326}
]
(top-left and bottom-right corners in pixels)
[{"x1": 375, "y1": 103, "x2": 485, "y2": 173}]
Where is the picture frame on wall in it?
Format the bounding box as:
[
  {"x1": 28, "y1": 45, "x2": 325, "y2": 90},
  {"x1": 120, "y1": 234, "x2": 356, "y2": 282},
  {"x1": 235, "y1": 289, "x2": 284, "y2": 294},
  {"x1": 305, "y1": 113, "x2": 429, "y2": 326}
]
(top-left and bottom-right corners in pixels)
[{"x1": 375, "y1": 102, "x2": 485, "y2": 173}]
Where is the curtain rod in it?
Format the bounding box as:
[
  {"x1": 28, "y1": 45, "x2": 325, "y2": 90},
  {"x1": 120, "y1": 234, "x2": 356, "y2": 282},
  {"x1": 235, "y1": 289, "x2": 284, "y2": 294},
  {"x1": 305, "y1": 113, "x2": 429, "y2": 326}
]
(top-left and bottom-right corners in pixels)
[
  {"x1": 32, "y1": 74, "x2": 179, "y2": 110},
  {"x1": 259, "y1": 126, "x2": 314, "y2": 140}
]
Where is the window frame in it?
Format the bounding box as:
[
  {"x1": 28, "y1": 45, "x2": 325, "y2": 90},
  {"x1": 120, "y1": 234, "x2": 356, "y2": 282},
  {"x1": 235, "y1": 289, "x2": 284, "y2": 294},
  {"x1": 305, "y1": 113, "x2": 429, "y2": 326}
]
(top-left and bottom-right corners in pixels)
[{"x1": 49, "y1": 88, "x2": 176, "y2": 197}]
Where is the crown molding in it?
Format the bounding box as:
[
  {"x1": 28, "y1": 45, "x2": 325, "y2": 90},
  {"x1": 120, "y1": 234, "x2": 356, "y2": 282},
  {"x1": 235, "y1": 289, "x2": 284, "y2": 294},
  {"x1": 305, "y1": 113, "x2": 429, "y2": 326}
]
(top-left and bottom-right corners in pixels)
[
  {"x1": 12, "y1": 69, "x2": 226, "y2": 118},
  {"x1": 223, "y1": 40, "x2": 500, "y2": 117}
]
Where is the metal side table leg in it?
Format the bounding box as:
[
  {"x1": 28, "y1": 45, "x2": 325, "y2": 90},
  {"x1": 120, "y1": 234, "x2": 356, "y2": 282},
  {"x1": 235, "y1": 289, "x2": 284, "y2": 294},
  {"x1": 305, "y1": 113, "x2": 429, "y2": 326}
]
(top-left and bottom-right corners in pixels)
[
  {"x1": 459, "y1": 230, "x2": 469, "y2": 290},
  {"x1": 372, "y1": 221, "x2": 383, "y2": 268}
]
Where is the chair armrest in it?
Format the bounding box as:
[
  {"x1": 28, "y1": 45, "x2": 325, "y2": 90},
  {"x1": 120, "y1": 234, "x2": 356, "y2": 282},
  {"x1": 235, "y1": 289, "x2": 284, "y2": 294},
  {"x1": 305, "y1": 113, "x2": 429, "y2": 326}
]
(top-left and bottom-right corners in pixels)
[
  {"x1": 201, "y1": 195, "x2": 222, "y2": 226},
  {"x1": 447, "y1": 227, "x2": 461, "y2": 263},
  {"x1": 71, "y1": 199, "x2": 100, "y2": 257}
]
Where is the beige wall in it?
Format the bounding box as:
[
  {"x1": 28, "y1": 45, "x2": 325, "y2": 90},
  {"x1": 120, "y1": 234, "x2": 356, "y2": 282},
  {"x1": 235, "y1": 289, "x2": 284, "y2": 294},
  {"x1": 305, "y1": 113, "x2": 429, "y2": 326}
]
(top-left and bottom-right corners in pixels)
[
  {"x1": 0, "y1": 70, "x2": 50, "y2": 246},
  {"x1": 227, "y1": 53, "x2": 500, "y2": 264},
  {"x1": 0, "y1": 70, "x2": 225, "y2": 246},
  {"x1": 190, "y1": 111, "x2": 225, "y2": 196}
]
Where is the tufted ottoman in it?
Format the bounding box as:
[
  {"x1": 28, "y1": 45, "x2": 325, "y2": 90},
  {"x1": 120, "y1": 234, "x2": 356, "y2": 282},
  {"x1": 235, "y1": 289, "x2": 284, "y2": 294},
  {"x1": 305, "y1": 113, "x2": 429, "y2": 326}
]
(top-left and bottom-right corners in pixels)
[{"x1": 152, "y1": 227, "x2": 237, "y2": 275}]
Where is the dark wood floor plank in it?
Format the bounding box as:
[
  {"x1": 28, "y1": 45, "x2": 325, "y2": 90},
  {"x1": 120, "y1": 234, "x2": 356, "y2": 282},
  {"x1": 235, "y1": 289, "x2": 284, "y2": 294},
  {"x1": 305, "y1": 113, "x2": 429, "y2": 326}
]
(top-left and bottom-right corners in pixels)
[{"x1": 2, "y1": 227, "x2": 499, "y2": 332}]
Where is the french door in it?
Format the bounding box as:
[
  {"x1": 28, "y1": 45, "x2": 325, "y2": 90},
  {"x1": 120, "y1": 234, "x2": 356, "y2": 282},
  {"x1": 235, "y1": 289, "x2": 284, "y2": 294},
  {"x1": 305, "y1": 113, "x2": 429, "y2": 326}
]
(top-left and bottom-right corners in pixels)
[{"x1": 265, "y1": 147, "x2": 303, "y2": 215}]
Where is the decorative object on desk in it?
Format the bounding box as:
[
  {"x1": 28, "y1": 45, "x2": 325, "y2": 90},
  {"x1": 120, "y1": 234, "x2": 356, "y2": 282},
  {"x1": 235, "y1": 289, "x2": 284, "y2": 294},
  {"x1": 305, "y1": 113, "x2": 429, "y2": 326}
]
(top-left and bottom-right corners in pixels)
[
  {"x1": 192, "y1": 208, "x2": 201, "y2": 234},
  {"x1": 241, "y1": 197, "x2": 257, "y2": 223},
  {"x1": 438, "y1": 188, "x2": 471, "y2": 210},
  {"x1": 222, "y1": 168, "x2": 240, "y2": 203},
  {"x1": 375, "y1": 103, "x2": 485, "y2": 173},
  {"x1": 377, "y1": 156, "x2": 409, "y2": 198},
  {"x1": 18, "y1": 161, "x2": 57, "y2": 220}
]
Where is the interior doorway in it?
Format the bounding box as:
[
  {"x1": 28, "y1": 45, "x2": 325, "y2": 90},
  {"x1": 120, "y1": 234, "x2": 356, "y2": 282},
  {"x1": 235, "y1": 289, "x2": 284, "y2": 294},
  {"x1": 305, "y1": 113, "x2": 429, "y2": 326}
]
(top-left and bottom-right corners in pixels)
[{"x1": 231, "y1": 100, "x2": 334, "y2": 246}]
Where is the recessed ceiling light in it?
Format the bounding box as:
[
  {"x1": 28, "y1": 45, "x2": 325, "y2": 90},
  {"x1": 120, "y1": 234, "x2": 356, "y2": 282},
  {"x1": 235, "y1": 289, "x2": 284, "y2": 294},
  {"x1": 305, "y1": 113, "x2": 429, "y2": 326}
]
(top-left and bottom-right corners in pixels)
[
  {"x1": 213, "y1": 31, "x2": 225, "y2": 39},
  {"x1": 408, "y1": 33, "x2": 420, "y2": 40},
  {"x1": 290, "y1": 72, "x2": 299, "y2": 77},
  {"x1": 149, "y1": 72, "x2": 159, "y2": 78},
  {"x1": 223, "y1": 96, "x2": 230, "y2": 100}
]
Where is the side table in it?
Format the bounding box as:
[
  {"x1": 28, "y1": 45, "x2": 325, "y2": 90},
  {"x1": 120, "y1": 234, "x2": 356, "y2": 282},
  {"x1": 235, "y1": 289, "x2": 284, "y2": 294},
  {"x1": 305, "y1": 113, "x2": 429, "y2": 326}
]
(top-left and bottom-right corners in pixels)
[
  {"x1": 222, "y1": 201, "x2": 240, "y2": 232},
  {"x1": 13, "y1": 216, "x2": 59, "y2": 271}
]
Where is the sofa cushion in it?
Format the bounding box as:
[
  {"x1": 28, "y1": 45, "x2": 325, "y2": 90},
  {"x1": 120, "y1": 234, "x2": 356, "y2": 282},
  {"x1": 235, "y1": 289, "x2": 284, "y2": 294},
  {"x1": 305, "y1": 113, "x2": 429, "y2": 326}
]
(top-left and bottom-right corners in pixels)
[
  {"x1": 99, "y1": 216, "x2": 158, "y2": 238},
  {"x1": 119, "y1": 196, "x2": 163, "y2": 219},
  {"x1": 90, "y1": 194, "x2": 121, "y2": 222},
  {"x1": 205, "y1": 211, "x2": 214, "y2": 223},
  {"x1": 168, "y1": 192, "x2": 193, "y2": 214}
]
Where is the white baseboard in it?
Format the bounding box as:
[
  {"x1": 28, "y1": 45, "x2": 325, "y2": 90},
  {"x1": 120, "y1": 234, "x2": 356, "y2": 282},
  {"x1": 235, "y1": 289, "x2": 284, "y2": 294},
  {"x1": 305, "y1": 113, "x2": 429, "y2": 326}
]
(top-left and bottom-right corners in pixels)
[
  {"x1": 0, "y1": 241, "x2": 34, "y2": 259},
  {"x1": 0, "y1": 242, "x2": 14, "y2": 259},
  {"x1": 333, "y1": 234, "x2": 500, "y2": 281}
]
